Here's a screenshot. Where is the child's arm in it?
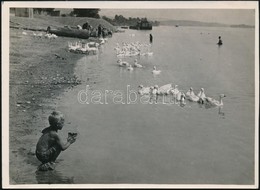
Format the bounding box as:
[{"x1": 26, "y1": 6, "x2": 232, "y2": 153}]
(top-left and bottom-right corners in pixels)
[{"x1": 52, "y1": 132, "x2": 76, "y2": 151}]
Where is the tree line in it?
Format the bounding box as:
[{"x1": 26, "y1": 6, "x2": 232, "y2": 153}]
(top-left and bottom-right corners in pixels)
[
  {"x1": 102, "y1": 15, "x2": 160, "y2": 26},
  {"x1": 33, "y1": 8, "x2": 159, "y2": 26}
]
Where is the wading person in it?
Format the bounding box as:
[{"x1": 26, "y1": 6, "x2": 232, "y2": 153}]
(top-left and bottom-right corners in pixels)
[
  {"x1": 98, "y1": 24, "x2": 102, "y2": 38},
  {"x1": 217, "y1": 36, "x2": 223, "y2": 45},
  {"x1": 35, "y1": 111, "x2": 76, "y2": 171},
  {"x1": 150, "y1": 34, "x2": 153, "y2": 43}
]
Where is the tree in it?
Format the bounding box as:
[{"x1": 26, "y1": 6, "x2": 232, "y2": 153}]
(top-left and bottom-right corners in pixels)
[
  {"x1": 33, "y1": 8, "x2": 43, "y2": 14},
  {"x1": 33, "y1": 8, "x2": 54, "y2": 15},
  {"x1": 72, "y1": 9, "x2": 100, "y2": 18},
  {"x1": 42, "y1": 8, "x2": 55, "y2": 13}
]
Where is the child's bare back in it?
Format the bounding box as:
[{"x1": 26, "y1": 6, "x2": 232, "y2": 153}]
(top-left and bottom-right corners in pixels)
[{"x1": 36, "y1": 111, "x2": 76, "y2": 171}]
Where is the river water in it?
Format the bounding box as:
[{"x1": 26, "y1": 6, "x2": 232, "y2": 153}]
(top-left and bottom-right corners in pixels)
[{"x1": 35, "y1": 26, "x2": 255, "y2": 185}]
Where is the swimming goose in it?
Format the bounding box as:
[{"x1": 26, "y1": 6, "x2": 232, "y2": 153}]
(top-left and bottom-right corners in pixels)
[
  {"x1": 197, "y1": 88, "x2": 206, "y2": 104},
  {"x1": 138, "y1": 85, "x2": 150, "y2": 95},
  {"x1": 37, "y1": 33, "x2": 43, "y2": 38},
  {"x1": 157, "y1": 83, "x2": 172, "y2": 95},
  {"x1": 186, "y1": 87, "x2": 200, "y2": 102},
  {"x1": 170, "y1": 85, "x2": 180, "y2": 97},
  {"x1": 205, "y1": 94, "x2": 226, "y2": 107},
  {"x1": 176, "y1": 91, "x2": 185, "y2": 101},
  {"x1": 152, "y1": 66, "x2": 161, "y2": 75},
  {"x1": 127, "y1": 65, "x2": 134, "y2": 71},
  {"x1": 151, "y1": 85, "x2": 158, "y2": 95},
  {"x1": 68, "y1": 42, "x2": 81, "y2": 52},
  {"x1": 179, "y1": 92, "x2": 186, "y2": 106},
  {"x1": 85, "y1": 43, "x2": 98, "y2": 54},
  {"x1": 99, "y1": 38, "x2": 105, "y2": 45},
  {"x1": 117, "y1": 59, "x2": 129, "y2": 67},
  {"x1": 133, "y1": 59, "x2": 143, "y2": 68},
  {"x1": 88, "y1": 42, "x2": 99, "y2": 48}
]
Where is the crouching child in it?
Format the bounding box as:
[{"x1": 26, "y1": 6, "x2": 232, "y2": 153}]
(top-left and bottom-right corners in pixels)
[{"x1": 36, "y1": 111, "x2": 76, "y2": 171}]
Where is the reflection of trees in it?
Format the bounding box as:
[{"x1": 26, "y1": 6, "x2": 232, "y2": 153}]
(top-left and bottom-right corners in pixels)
[{"x1": 35, "y1": 170, "x2": 74, "y2": 184}]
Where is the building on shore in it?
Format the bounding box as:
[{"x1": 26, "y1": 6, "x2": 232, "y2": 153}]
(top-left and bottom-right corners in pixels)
[{"x1": 10, "y1": 8, "x2": 34, "y2": 18}]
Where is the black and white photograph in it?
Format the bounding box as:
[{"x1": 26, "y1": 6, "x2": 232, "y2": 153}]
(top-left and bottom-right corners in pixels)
[{"x1": 2, "y1": 1, "x2": 259, "y2": 188}]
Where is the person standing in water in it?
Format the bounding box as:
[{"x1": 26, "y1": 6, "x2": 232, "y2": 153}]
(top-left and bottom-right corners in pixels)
[
  {"x1": 217, "y1": 36, "x2": 223, "y2": 45},
  {"x1": 150, "y1": 34, "x2": 153, "y2": 43}
]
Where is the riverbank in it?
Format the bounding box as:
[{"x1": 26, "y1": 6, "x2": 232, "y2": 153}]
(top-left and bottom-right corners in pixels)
[
  {"x1": 9, "y1": 26, "x2": 101, "y2": 183},
  {"x1": 8, "y1": 14, "x2": 116, "y2": 183}
]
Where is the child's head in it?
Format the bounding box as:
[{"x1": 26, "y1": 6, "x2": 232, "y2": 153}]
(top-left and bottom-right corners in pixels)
[{"x1": 48, "y1": 111, "x2": 65, "y2": 130}]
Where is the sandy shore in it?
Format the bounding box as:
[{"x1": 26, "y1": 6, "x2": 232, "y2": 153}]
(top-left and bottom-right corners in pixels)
[{"x1": 9, "y1": 27, "x2": 91, "y2": 183}]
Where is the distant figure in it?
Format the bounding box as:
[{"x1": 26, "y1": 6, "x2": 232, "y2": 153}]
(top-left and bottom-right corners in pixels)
[
  {"x1": 35, "y1": 111, "x2": 76, "y2": 171},
  {"x1": 46, "y1": 26, "x2": 51, "y2": 34},
  {"x1": 108, "y1": 30, "x2": 113, "y2": 37},
  {"x1": 82, "y1": 22, "x2": 89, "y2": 30},
  {"x1": 149, "y1": 34, "x2": 153, "y2": 43},
  {"x1": 217, "y1": 36, "x2": 223, "y2": 45},
  {"x1": 98, "y1": 24, "x2": 102, "y2": 38}
]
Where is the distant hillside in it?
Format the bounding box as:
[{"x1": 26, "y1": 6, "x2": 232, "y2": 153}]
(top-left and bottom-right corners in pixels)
[
  {"x1": 160, "y1": 20, "x2": 228, "y2": 27},
  {"x1": 10, "y1": 16, "x2": 64, "y2": 30},
  {"x1": 230, "y1": 24, "x2": 254, "y2": 28},
  {"x1": 35, "y1": 15, "x2": 116, "y2": 31},
  {"x1": 10, "y1": 15, "x2": 117, "y2": 32}
]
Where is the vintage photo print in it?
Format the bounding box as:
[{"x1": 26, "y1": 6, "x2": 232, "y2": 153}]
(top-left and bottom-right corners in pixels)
[{"x1": 2, "y1": 1, "x2": 259, "y2": 188}]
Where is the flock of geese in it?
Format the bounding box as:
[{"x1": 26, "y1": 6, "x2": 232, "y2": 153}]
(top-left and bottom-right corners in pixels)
[
  {"x1": 138, "y1": 84, "x2": 226, "y2": 107},
  {"x1": 117, "y1": 58, "x2": 161, "y2": 74},
  {"x1": 113, "y1": 40, "x2": 225, "y2": 108},
  {"x1": 114, "y1": 41, "x2": 154, "y2": 57},
  {"x1": 67, "y1": 38, "x2": 107, "y2": 54},
  {"x1": 22, "y1": 31, "x2": 58, "y2": 39},
  {"x1": 22, "y1": 30, "x2": 225, "y2": 108}
]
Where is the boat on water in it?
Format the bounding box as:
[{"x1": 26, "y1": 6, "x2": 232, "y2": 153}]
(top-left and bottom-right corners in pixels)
[
  {"x1": 120, "y1": 26, "x2": 129, "y2": 29},
  {"x1": 129, "y1": 18, "x2": 152, "y2": 30},
  {"x1": 49, "y1": 26, "x2": 90, "y2": 39}
]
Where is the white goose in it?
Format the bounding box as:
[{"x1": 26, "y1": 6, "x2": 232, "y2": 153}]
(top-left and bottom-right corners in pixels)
[
  {"x1": 133, "y1": 59, "x2": 143, "y2": 68},
  {"x1": 151, "y1": 85, "x2": 158, "y2": 96},
  {"x1": 186, "y1": 87, "x2": 200, "y2": 102},
  {"x1": 205, "y1": 94, "x2": 226, "y2": 107},
  {"x1": 176, "y1": 91, "x2": 185, "y2": 101},
  {"x1": 88, "y1": 42, "x2": 99, "y2": 48},
  {"x1": 77, "y1": 43, "x2": 88, "y2": 53},
  {"x1": 36, "y1": 33, "x2": 43, "y2": 38},
  {"x1": 85, "y1": 43, "x2": 98, "y2": 54},
  {"x1": 170, "y1": 85, "x2": 180, "y2": 97},
  {"x1": 197, "y1": 88, "x2": 206, "y2": 104},
  {"x1": 138, "y1": 85, "x2": 150, "y2": 95},
  {"x1": 179, "y1": 92, "x2": 186, "y2": 106},
  {"x1": 157, "y1": 83, "x2": 172, "y2": 95},
  {"x1": 117, "y1": 59, "x2": 129, "y2": 67},
  {"x1": 152, "y1": 66, "x2": 161, "y2": 75},
  {"x1": 68, "y1": 42, "x2": 80, "y2": 52},
  {"x1": 127, "y1": 65, "x2": 134, "y2": 71}
]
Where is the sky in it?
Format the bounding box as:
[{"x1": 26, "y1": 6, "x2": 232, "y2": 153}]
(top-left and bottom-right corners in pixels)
[{"x1": 99, "y1": 9, "x2": 255, "y2": 25}]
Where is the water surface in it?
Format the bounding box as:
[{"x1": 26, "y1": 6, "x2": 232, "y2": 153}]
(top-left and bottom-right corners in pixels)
[{"x1": 37, "y1": 26, "x2": 255, "y2": 184}]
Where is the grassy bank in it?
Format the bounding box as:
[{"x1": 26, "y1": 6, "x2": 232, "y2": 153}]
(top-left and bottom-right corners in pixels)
[
  {"x1": 10, "y1": 15, "x2": 116, "y2": 32},
  {"x1": 8, "y1": 15, "x2": 110, "y2": 183}
]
